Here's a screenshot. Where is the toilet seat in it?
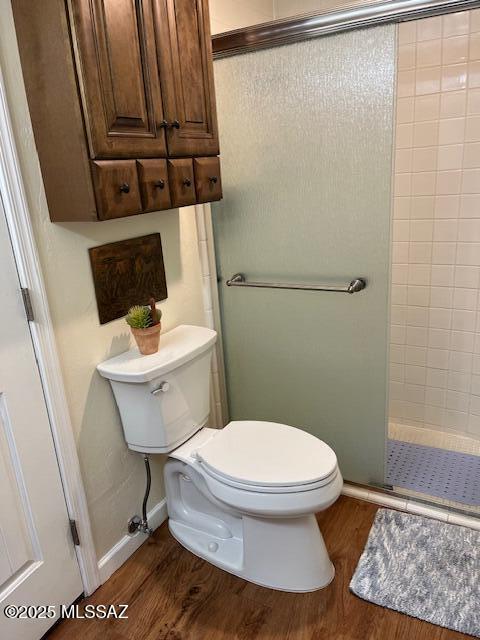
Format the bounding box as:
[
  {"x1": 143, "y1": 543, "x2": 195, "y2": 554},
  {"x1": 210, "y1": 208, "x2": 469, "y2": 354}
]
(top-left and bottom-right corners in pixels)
[
  {"x1": 194, "y1": 420, "x2": 338, "y2": 493},
  {"x1": 199, "y1": 462, "x2": 339, "y2": 494}
]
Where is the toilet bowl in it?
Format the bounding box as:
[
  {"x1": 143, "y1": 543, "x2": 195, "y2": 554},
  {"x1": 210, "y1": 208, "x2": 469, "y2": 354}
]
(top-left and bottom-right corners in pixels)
[{"x1": 97, "y1": 325, "x2": 342, "y2": 592}]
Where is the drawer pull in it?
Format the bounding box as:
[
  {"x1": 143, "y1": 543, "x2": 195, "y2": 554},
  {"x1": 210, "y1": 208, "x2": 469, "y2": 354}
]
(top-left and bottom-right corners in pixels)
[
  {"x1": 209, "y1": 176, "x2": 218, "y2": 184},
  {"x1": 170, "y1": 120, "x2": 180, "y2": 129},
  {"x1": 183, "y1": 178, "x2": 192, "y2": 187},
  {"x1": 154, "y1": 179, "x2": 165, "y2": 190},
  {"x1": 158, "y1": 119, "x2": 168, "y2": 129},
  {"x1": 119, "y1": 183, "x2": 130, "y2": 194}
]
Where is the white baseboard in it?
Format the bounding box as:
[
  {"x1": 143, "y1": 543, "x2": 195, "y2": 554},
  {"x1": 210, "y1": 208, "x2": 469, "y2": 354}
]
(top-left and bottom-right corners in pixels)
[
  {"x1": 98, "y1": 498, "x2": 168, "y2": 584},
  {"x1": 342, "y1": 483, "x2": 480, "y2": 531}
]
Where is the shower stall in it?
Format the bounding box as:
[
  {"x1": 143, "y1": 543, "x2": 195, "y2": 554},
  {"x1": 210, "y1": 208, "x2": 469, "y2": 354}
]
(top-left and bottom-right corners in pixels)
[
  {"x1": 209, "y1": 3, "x2": 480, "y2": 518},
  {"x1": 388, "y1": 11, "x2": 480, "y2": 513}
]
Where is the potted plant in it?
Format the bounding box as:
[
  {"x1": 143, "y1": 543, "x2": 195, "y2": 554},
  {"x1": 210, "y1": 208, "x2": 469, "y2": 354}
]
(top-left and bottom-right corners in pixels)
[{"x1": 126, "y1": 298, "x2": 162, "y2": 355}]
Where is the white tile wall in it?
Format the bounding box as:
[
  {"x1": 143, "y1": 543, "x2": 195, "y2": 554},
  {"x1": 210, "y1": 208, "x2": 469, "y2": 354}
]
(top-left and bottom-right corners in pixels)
[{"x1": 391, "y1": 11, "x2": 480, "y2": 440}]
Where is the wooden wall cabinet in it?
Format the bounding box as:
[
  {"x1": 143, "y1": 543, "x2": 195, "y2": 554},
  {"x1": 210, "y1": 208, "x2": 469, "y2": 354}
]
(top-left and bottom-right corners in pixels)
[{"x1": 12, "y1": 0, "x2": 222, "y2": 222}]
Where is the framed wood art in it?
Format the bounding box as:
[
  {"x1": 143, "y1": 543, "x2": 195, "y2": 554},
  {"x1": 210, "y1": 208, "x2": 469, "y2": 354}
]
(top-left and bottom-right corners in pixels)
[{"x1": 89, "y1": 233, "x2": 168, "y2": 324}]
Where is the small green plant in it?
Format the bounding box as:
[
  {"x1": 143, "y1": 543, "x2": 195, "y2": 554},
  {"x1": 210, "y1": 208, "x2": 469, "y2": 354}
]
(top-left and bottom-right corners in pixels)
[
  {"x1": 125, "y1": 305, "x2": 153, "y2": 329},
  {"x1": 125, "y1": 299, "x2": 162, "y2": 329}
]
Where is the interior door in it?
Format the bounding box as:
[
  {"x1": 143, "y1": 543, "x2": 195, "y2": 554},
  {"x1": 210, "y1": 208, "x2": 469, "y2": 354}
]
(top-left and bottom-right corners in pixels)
[
  {"x1": 154, "y1": 0, "x2": 219, "y2": 157},
  {"x1": 71, "y1": 0, "x2": 167, "y2": 158},
  {"x1": 212, "y1": 27, "x2": 395, "y2": 486},
  {"x1": 0, "y1": 201, "x2": 82, "y2": 639}
]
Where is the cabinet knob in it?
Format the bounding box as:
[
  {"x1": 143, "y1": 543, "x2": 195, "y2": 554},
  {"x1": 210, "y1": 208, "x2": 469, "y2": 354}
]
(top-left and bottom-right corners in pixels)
[
  {"x1": 183, "y1": 178, "x2": 192, "y2": 187},
  {"x1": 160, "y1": 119, "x2": 180, "y2": 129},
  {"x1": 119, "y1": 183, "x2": 130, "y2": 194},
  {"x1": 154, "y1": 179, "x2": 165, "y2": 190},
  {"x1": 209, "y1": 176, "x2": 218, "y2": 184}
]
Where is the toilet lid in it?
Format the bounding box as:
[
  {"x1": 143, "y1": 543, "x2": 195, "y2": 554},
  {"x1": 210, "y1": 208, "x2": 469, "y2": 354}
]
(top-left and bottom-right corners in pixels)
[{"x1": 195, "y1": 421, "x2": 337, "y2": 488}]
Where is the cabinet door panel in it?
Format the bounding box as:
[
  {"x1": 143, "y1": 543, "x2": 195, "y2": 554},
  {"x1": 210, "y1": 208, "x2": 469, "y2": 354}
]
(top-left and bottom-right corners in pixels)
[
  {"x1": 92, "y1": 160, "x2": 143, "y2": 219},
  {"x1": 167, "y1": 159, "x2": 196, "y2": 207},
  {"x1": 155, "y1": 0, "x2": 219, "y2": 157},
  {"x1": 71, "y1": 0, "x2": 167, "y2": 158},
  {"x1": 194, "y1": 157, "x2": 222, "y2": 203},
  {"x1": 137, "y1": 159, "x2": 172, "y2": 211}
]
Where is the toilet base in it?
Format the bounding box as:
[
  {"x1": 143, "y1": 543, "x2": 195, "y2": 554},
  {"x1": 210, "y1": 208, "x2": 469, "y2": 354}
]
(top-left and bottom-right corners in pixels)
[{"x1": 169, "y1": 512, "x2": 335, "y2": 592}]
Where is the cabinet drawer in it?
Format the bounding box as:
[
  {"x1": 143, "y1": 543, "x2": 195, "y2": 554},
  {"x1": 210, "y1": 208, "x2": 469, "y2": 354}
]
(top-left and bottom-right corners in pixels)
[
  {"x1": 137, "y1": 160, "x2": 171, "y2": 212},
  {"x1": 92, "y1": 160, "x2": 142, "y2": 220},
  {"x1": 194, "y1": 157, "x2": 222, "y2": 203},
  {"x1": 167, "y1": 159, "x2": 196, "y2": 207}
]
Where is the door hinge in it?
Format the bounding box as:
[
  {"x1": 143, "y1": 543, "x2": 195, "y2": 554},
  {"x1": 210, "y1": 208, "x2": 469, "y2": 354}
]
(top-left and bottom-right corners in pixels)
[
  {"x1": 69, "y1": 519, "x2": 80, "y2": 546},
  {"x1": 21, "y1": 287, "x2": 34, "y2": 322}
]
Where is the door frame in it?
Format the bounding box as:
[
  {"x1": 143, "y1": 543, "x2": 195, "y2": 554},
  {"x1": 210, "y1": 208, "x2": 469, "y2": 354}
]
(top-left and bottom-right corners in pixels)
[{"x1": 0, "y1": 64, "x2": 100, "y2": 595}]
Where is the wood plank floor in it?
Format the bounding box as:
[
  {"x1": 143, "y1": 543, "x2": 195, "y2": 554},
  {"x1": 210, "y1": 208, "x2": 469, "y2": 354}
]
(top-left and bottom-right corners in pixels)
[{"x1": 47, "y1": 497, "x2": 471, "y2": 640}]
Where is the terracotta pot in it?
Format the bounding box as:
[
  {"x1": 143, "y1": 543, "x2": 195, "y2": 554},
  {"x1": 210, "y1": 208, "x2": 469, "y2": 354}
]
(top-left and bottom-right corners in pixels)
[{"x1": 131, "y1": 323, "x2": 161, "y2": 355}]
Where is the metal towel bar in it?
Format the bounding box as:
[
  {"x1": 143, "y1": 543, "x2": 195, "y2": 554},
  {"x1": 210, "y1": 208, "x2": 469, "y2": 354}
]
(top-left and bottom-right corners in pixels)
[{"x1": 225, "y1": 273, "x2": 366, "y2": 294}]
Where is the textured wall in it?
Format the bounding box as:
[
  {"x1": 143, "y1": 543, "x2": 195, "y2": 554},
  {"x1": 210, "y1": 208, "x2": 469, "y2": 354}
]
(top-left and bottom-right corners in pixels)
[
  {"x1": 0, "y1": 0, "x2": 206, "y2": 560},
  {"x1": 389, "y1": 10, "x2": 480, "y2": 440}
]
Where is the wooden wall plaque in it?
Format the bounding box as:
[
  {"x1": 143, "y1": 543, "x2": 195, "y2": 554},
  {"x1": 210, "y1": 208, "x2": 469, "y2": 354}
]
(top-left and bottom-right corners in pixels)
[{"x1": 89, "y1": 233, "x2": 168, "y2": 324}]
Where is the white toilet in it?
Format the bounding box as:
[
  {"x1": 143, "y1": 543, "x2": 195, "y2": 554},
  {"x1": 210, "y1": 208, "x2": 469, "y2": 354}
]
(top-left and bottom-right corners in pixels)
[{"x1": 98, "y1": 324, "x2": 343, "y2": 592}]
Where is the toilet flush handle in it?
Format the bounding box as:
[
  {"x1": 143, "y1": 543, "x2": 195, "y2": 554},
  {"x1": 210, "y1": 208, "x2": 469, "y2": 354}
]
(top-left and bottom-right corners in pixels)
[{"x1": 151, "y1": 381, "x2": 170, "y2": 395}]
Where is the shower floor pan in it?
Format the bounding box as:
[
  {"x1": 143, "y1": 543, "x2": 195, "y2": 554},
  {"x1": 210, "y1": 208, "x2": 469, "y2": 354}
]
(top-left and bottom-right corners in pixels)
[{"x1": 387, "y1": 439, "x2": 480, "y2": 507}]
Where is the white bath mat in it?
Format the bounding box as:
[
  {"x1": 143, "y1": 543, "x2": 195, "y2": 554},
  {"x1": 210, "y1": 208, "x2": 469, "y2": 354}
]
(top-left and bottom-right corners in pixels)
[{"x1": 350, "y1": 508, "x2": 480, "y2": 637}]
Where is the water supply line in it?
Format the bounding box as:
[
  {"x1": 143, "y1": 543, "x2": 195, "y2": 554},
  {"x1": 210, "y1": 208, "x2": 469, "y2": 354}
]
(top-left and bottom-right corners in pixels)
[
  {"x1": 141, "y1": 454, "x2": 153, "y2": 535},
  {"x1": 127, "y1": 454, "x2": 154, "y2": 536}
]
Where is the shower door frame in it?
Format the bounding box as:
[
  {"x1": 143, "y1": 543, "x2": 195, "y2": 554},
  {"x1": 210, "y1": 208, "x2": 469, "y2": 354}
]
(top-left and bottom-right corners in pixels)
[{"x1": 213, "y1": 0, "x2": 480, "y2": 58}]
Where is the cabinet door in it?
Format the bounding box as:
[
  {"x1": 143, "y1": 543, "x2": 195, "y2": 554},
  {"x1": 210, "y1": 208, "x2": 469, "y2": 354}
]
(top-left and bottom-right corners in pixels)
[
  {"x1": 137, "y1": 159, "x2": 172, "y2": 211},
  {"x1": 92, "y1": 160, "x2": 143, "y2": 219},
  {"x1": 71, "y1": 0, "x2": 167, "y2": 158},
  {"x1": 154, "y1": 0, "x2": 219, "y2": 157}
]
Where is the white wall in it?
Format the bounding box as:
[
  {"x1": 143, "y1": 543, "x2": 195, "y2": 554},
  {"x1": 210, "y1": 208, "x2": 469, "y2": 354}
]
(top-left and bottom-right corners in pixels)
[
  {"x1": 210, "y1": 0, "x2": 274, "y2": 35},
  {"x1": 274, "y1": 0, "x2": 375, "y2": 19},
  {"x1": 0, "y1": 1, "x2": 206, "y2": 560}
]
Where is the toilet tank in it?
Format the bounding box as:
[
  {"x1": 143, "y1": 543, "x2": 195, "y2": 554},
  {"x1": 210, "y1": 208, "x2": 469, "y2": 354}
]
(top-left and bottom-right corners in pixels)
[{"x1": 97, "y1": 325, "x2": 217, "y2": 453}]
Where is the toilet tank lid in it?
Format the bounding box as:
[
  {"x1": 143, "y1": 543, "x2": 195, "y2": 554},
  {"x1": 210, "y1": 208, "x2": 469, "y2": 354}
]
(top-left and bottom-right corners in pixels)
[{"x1": 97, "y1": 325, "x2": 217, "y2": 383}]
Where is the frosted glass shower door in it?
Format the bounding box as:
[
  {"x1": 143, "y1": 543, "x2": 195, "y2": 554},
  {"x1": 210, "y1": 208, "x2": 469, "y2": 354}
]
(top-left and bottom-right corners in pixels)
[{"x1": 212, "y1": 26, "x2": 395, "y2": 485}]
